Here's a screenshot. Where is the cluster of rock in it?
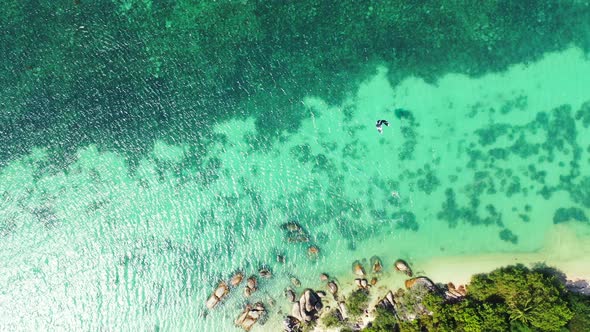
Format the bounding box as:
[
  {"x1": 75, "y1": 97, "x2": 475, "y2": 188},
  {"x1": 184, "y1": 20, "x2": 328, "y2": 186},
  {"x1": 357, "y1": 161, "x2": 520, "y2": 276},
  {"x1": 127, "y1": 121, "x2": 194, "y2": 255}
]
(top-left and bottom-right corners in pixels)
[
  {"x1": 283, "y1": 288, "x2": 325, "y2": 332},
  {"x1": 207, "y1": 271, "x2": 246, "y2": 309},
  {"x1": 375, "y1": 259, "x2": 469, "y2": 323},
  {"x1": 235, "y1": 302, "x2": 266, "y2": 331},
  {"x1": 282, "y1": 221, "x2": 321, "y2": 260},
  {"x1": 567, "y1": 279, "x2": 590, "y2": 295},
  {"x1": 222, "y1": 255, "x2": 468, "y2": 331},
  {"x1": 292, "y1": 289, "x2": 324, "y2": 322},
  {"x1": 283, "y1": 315, "x2": 302, "y2": 332},
  {"x1": 351, "y1": 257, "x2": 382, "y2": 290},
  {"x1": 377, "y1": 287, "x2": 431, "y2": 321},
  {"x1": 282, "y1": 222, "x2": 310, "y2": 243},
  {"x1": 376, "y1": 290, "x2": 397, "y2": 313},
  {"x1": 353, "y1": 256, "x2": 383, "y2": 276},
  {"x1": 282, "y1": 273, "x2": 341, "y2": 332},
  {"x1": 404, "y1": 276, "x2": 437, "y2": 292},
  {"x1": 244, "y1": 276, "x2": 258, "y2": 297},
  {"x1": 394, "y1": 259, "x2": 413, "y2": 277},
  {"x1": 327, "y1": 280, "x2": 339, "y2": 296},
  {"x1": 371, "y1": 256, "x2": 383, "y2": 274},
  {"x1": 339, "y1": 258, "x2": 449, "y2": 328},
  {"x1": 370, "y1": 260, "x2": 437, "y2": 322},
  {"x1": 354, "y1": 278, "x2": 371, "y2": 289},
  {"x1": 205, "y1": 268, "x2": 277, "y2": 331}
]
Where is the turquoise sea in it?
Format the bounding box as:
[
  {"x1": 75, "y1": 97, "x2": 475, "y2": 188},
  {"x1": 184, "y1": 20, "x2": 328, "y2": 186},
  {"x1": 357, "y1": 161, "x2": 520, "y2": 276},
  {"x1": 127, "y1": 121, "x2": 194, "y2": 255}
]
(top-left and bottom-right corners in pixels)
[{"x1": 1, "y1": 1, "x2": 590, "y2": 331}]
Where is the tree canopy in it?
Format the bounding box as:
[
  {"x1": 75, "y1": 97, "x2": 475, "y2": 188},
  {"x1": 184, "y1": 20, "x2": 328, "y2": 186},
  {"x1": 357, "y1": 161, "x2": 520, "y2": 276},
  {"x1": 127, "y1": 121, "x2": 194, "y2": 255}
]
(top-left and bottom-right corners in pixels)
[{"x1": 362, "y1": 264, "x2": 586, "y2": 332}]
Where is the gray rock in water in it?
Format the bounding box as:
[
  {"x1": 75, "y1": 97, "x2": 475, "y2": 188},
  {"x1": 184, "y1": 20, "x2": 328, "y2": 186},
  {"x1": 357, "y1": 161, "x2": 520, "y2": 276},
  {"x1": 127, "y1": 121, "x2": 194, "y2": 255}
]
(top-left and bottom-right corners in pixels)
[
  {"x1": 206, "y1": 294, "x2": 220, "y2": 309},
  {"x1": 244, "y1": 286, "x2": 257, "y2": 297},
  {"x1": 230, "y1": 272, "x2": 244, "y2": 287},
  {"x1": 235, "y1": 303, "x2": 266, "y2": 331},
  {"x1": 352, "y1": 260, "x2": 366, "y2": 276},
  {"x1": 247, "y1": 276, "x2": 257, "y2": 289},
  {"x1": 370, "y1": 256, "x2": 383, "y2": 274},
  {"x1": 259, "y1": 268, "x2": 272, "y2": 279},
  {"x1": 327, "y1": 281, "x2": 338, "y2": 294},
  {"x1": 291, "y1": 277, "x2": 301, "y2": 288},
  {"x1": 214, "y1": 281, "x2": 229, "y2": 298},
  {"x1": 296, "y1": 289, "x2": 323, "y2": 323},
  {"x1": 235, "y1": 304, "x2": 251, "y2": 325},
  {"x1": 291, "y1": 302, "x2": 303, "y2": 322},
  {"x1": 285, "y1": 288, "x2": 296, "y2": 303},
  {"x1": 241, "y1": 316, "x2": 256, "y2": 331},
  {"x1": 394, "y1": 259, "x2": 413, "y2": 277},
  {"x1": 300, "y1": 291, "x2": 312, "y2": 317},
  {"x1": 567, "y1": 279, "x2": 590, "y2": 295}
]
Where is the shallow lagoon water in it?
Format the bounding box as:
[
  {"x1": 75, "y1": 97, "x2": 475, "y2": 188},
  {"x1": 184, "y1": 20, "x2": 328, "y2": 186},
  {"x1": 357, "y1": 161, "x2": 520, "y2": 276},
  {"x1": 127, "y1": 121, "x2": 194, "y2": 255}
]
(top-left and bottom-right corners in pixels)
[{"x1": 1, "y1": 43, "x2": 590, "y2": 330}]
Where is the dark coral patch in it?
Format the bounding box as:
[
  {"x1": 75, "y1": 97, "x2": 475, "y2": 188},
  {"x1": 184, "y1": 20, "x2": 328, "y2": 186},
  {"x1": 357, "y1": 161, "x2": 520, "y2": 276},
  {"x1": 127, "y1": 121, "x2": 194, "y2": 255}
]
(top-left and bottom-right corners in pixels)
[
  {"x1": 392, "y1": 211, "x2": 419, "y2": 231},
  {"x1": 499, "y1": 229, "x2": 518, "y2": 244},
  {"x1": 553, "y1": 207, "x2": 588, "y2": 224}
]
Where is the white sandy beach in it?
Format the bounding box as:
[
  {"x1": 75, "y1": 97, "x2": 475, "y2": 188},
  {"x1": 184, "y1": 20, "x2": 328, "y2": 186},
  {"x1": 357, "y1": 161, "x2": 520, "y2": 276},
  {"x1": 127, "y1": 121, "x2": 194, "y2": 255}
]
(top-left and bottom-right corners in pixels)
[{"x1": 419, "y1": 223, "x2": 590, "y2": 286}]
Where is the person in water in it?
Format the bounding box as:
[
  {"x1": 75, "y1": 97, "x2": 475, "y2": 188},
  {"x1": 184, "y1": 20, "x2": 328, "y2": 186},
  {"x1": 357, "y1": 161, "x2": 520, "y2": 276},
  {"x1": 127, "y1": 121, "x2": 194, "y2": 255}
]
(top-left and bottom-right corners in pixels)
[{"x1": 376, "y1": 119, "x2": 389, "y2": 134}]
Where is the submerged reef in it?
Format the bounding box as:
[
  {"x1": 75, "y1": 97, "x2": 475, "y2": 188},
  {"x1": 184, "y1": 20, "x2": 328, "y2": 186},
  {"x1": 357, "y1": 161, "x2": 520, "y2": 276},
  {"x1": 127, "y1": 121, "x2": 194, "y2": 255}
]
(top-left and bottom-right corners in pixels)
[
  {"x1": 499, "y1": 228, "x2": 518, "y2": 244},
  {"x1": 2, "y1": 1, "x2": 590, "y2": 167},
  {"x1": 438, "y1": 101, "x2": 590, "y2": 245},
  {"x1": 553, "y1": 208, "x2": 589, "y2": 224},
  {"x1": 2, "y1": 3, "x2": 590, "y2": 329}
]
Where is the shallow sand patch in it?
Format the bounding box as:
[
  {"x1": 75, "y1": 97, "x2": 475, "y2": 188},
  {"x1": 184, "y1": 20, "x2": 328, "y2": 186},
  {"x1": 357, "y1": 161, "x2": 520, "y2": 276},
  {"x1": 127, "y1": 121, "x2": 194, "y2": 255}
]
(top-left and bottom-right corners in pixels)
[{"x1": 419, "y1": 223, "x2": 590, "y2": 286}]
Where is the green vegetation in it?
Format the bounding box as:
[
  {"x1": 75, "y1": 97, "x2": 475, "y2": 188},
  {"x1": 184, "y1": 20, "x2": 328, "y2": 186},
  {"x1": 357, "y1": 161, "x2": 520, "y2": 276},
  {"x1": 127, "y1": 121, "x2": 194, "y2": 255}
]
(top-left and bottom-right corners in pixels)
[
  {"x1": 469, "y1": 265, "x2": 573, "y2": 331},
  {"x1": 301, "y1": 320, "x2": 317, "y2": 332},
  {"x1": 363, "y1": 307, "x2": 398, "y2": 332},
  {"x1": 320, "y1": 309, "x2": 343, "y2": 328},
  {"x1": 431, "y1": 265, "x2": 575, "y2": 331},
  {"x1": 360, "y1": 265, "x2": 589, "y2": 332},
  {"x1": 346, "y1": 289, "x2": 370, "y2": 317},
  {"x1": 567, "y1": 292, "x2": 590, "y2": 332}
]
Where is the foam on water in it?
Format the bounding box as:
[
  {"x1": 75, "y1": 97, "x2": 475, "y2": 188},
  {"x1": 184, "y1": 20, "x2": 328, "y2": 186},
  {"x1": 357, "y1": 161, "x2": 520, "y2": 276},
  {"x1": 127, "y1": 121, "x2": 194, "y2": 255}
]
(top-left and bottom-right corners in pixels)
[{"x1": 1, "y1": 47, "x2": 590, "y2": 330}]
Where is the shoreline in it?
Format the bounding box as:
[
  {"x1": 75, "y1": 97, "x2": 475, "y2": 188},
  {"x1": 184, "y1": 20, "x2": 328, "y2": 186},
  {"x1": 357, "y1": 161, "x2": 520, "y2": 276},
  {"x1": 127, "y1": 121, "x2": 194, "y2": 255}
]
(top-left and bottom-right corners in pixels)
[
  {"x1": 257, "y1": 223, "x2": 590, "y2": 331},
  {"x1": 418, "y1": 223, "x2": 590, "y2": 286}
]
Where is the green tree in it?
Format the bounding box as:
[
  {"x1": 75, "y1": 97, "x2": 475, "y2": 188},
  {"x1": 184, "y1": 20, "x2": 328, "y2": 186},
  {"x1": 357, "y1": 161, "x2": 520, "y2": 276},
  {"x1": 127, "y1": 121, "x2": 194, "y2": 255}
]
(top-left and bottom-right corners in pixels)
[
  {"x1": 363, "y1": 307, "x2": 398, "y2": 332},
  {"x1": 320, "y1": 309, "x2": 343, "y2": 328},
  {"x1": 469, "y1": 265, "x2": 572, "y2": 331},
  {"x1": 346, "y1": 289, "x2": 370, "y2": 317},
  {"x1": 567, "y1": 292, "x2": 590, "y2": 332}
]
